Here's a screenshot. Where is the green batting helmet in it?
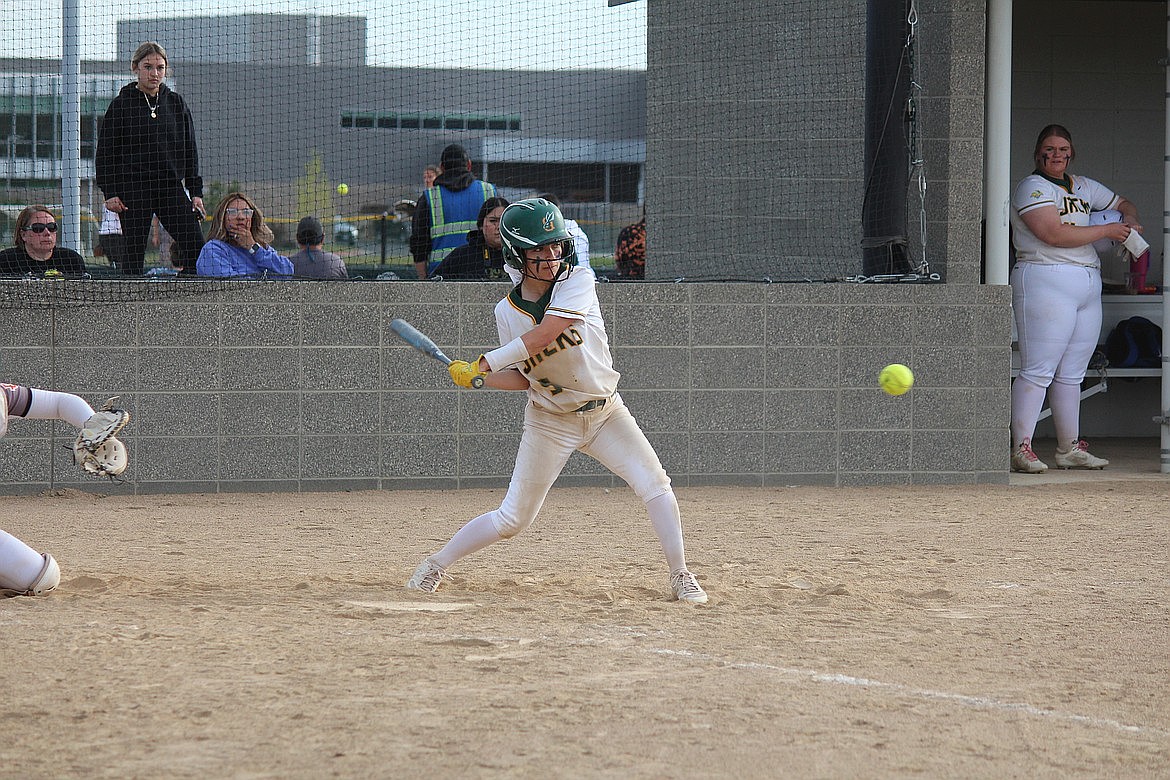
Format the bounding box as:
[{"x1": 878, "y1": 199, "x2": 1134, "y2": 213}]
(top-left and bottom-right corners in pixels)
[{"x1": 499, "y1": 198, "x2": 578, "y2": 272}]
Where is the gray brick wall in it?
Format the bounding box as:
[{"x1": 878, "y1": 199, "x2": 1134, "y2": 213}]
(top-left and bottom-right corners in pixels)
[{"x1": 0, "y1": 279, "x2": 1011, "y2": 494}]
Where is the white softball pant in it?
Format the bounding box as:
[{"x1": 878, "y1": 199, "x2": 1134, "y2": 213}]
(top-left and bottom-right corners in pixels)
[
  {"x1": 1010, "y1": 262, "x2": 1101, "y2": 446},
  {"x1": 492, "y1": 393, "x2": 672, "y2": 538}
]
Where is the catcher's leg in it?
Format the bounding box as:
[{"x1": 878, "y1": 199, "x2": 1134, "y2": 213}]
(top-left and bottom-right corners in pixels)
[
  {"x1": 0, "y1": 530, "x2": 60, "y2": 597},
  {"x1": 24, "y1": 388, "x2": 96, "y2": 428}
]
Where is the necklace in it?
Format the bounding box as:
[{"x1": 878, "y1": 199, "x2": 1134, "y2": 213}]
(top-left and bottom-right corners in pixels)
[{"x1": 143, "y1": 90, "x2": 160, "y2": 119}]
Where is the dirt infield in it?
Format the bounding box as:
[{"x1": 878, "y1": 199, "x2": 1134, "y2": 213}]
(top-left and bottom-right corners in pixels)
[{"x1": 1, "y1": 478, "x2": 1167, "y2": 778}]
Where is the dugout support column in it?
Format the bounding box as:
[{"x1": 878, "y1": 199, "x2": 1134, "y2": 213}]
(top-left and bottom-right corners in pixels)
[{"x1": 983, "y1": 0, "x2": 1012, "y2": 287}]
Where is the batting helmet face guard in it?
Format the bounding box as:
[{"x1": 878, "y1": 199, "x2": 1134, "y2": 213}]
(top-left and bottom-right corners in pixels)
[{"x1": 500, "y1": 198, "x2": 578, "y2": 278}]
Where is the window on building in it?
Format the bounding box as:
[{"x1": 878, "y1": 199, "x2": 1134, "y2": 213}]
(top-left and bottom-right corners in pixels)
[
  {"x1": 486, "y1": 161, "x2": 641, "y2": 203},
  {"x1": 339, "y1": 111, "x2": 520, "y2": 133},
  {"x1": 609, "y1": 164, "x2": 642, "y2": 203},
  {"x1": 12, "y1": 114, "x2": 33, "y2": 158},
  {"x1": 35, "y1": 115, "x2": 56, "y2": 158}
]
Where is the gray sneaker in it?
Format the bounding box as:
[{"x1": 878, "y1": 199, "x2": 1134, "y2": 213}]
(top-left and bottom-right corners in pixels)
[
  {"x1": 1011, "y1": 440, "x2": 1048, "y2": 473},
  {"x1": 1054, "y1": 440, "x2": 1109, "y2": 470},
  {"x1": 406, "y1": 558, "x2": 448, "y2": 592},
  {"x1": 670, "y1": 568, "x2": 708, "y2": 604}
]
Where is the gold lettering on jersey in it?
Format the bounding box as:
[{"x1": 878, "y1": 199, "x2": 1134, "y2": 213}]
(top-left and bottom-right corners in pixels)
[
  {"x1": 1060, "y1": 195, "x2": 1090, "y2": 218},
  {"x1": 520, "y1": 327, "x2": 584, "y2": 373},
  {"x1": 536, "y1": 377, "x2": 564, "y2": 395}
]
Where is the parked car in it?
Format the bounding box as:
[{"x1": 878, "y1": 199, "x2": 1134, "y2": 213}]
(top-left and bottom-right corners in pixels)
[{"x1": 334, "y1": 220, "x2": 359, "y2": 245}]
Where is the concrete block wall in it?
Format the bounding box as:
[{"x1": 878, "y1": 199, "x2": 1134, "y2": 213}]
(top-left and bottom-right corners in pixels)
[{"x1": 0, "y1": 280, "x2": 1012, "y2": 494}]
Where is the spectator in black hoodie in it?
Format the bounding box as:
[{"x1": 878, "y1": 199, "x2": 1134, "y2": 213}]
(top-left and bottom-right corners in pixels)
[
  {"x1": 410, "y1": 144, "x2": 498, "y2": 280},
  {"x1": 96, "y1": 41, "x2": 205, "y2": 276},
  {"x1": 430, "y1": 197, "x2": 510, "y2": 280}
]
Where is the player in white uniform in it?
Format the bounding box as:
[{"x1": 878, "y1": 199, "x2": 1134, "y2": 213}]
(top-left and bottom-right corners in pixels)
[
  {"x1": 1, "y1": 384, "x2": 129, "y2": 597},
  {"x1": 1008, "y1": 124, "x2": 1140, "y2": 473},
  {"x1": 407, "y1": 198, "x2": 707, "y2": 604}
]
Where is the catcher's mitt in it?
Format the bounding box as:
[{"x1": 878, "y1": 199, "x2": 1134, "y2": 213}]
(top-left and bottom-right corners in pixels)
[
  {"x1": 73, "y1": 436, "x2": 128, "y2": 478},
  {"x1": 77, "y1": 399, "x2": 129, "y2": 450},
  {"x1": 71, "y1": 397, "x2": 130, "y2": 479}
]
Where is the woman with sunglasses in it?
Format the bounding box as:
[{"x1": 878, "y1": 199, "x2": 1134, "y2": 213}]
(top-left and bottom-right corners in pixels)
[
  {"x1": 0, "y1": 206, "x2": 86, "y2": 277},
  {"x1": 195, "y1": 192, "x2": 293, "y2": 278},
  {"x1": 95, "y1": 41, "x2": 206, "y2": 276}
]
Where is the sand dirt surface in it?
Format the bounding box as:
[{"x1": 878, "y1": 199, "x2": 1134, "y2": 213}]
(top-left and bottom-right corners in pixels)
[{"x1": 2, "y1": 480, "x2": 1167, "y2": 778}]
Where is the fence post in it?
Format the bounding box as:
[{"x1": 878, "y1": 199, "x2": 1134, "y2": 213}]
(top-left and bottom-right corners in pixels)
[{"x1": 380, "y1": 212, "x2": 387, "y2": 266}]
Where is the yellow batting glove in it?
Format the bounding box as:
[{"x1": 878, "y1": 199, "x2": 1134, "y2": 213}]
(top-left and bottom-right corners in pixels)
[{"x1": 448, "y1": 357, "x2": 487, "y2": 389}]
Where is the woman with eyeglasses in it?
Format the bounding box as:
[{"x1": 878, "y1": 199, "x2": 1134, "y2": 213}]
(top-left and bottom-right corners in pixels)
[
  {"x1": 195, "y1": 193, "x2": 293, "y2": 278},
  {"x1": 0, "y1": 206, "x2": 86, "y2": 277},
  {"x1": 95, "y1": 41, "x2": 206, "y2": 276}
]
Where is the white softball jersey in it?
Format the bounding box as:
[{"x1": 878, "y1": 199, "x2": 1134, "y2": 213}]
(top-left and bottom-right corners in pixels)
[
  {"x1": 493, "y1": 267, "x2": 620, "y2": 414},
  {"x1": 1010, "y1": 173, "x2": 1119, "y2": 267}
]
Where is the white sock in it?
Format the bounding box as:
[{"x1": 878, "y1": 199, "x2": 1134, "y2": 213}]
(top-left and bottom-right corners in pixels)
[
  {"x1": 0, "y1": 529, "x2": 46, "y2": 591},
  {"x1": 24, "y1": 390, "x2": 94, "y2": 429},
  {"x1": 1048, "y1": 381, "x2": 1082, "y2": 452},
  {"x1": 646, "y1": 491, "x2": 688, "y2": 573},
  {"x1": 432, "y1": 512, "x2": 504, "y2": 570},
  {"x1": 1010, "y1": 376, "x2": 1047, "y2": 449}
]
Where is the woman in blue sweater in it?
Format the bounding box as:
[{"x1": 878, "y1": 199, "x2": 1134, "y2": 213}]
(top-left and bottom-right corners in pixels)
[{"x1": 196, "y1": 192, "x2": 293, "y2": 278}]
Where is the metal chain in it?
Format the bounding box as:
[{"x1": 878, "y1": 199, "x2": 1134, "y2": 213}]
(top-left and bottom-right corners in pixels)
[{"x1": 906, "y1": 0, "x2": 929, "y2": 275}]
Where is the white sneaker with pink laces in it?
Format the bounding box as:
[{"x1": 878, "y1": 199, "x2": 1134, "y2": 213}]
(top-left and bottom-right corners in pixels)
[
  {"x1": 1011, "y1": 440, "x2": 1048, "y2": 473},
  {"x1": 1054, "y1": 440, "x2": 1109, "y2": 470}
]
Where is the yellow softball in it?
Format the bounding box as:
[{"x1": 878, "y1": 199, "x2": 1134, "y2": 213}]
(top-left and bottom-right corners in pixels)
[
  {"x1": 879, "y1": 363, "x2": 914, "y2": 396},
  {"x1": 336, "y1": 183, "x2": 349, "y2": 195}
]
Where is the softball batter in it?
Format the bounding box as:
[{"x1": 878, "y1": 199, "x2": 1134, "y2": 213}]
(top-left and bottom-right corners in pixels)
[
  {"x1": 1009, "y1": 124, "x2": 1140, "y2": 473},
  {"x1": 407, "y1": 198, "x2": 707, "y2": 604}
]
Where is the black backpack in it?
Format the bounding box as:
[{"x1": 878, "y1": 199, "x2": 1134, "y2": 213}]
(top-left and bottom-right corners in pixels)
[{"x1": 1104, "y1": 316, "x2": 1162, "y2": 368}]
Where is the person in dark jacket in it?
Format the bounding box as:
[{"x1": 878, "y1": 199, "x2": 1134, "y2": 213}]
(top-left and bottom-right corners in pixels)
[
  {"x1": 409, "y1": 144, "x2": 497, "y2": 280},
  {"x1": 95, "y1": 41, "x2": 205, "y2": 276},
  {"x1": 0, "y1": 206, "x2": 86, "y2": 278},
  {"x1": 430, "y1": 197, "x2": 510, "y2": 280}
]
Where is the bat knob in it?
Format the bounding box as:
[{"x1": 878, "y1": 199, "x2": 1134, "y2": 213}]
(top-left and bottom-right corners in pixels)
[{"x1": 471, "y1": 376, "x2": 485, "y2": 389}]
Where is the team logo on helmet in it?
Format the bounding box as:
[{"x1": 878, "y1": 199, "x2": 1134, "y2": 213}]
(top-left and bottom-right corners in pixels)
[{"x1": 542, "y1": 212, "x2": 555, "y2": 232}]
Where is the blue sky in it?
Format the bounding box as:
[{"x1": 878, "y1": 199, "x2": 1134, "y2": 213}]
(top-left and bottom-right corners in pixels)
[{"x1": 1, "y1": 0, "x2": 647, "y2": 70}]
